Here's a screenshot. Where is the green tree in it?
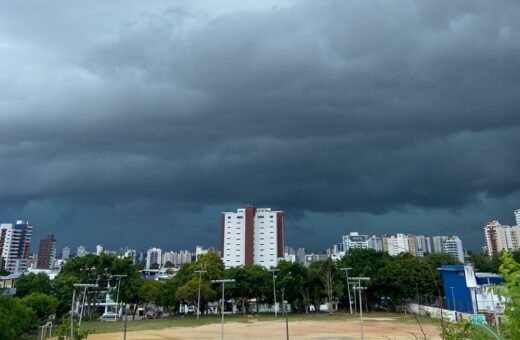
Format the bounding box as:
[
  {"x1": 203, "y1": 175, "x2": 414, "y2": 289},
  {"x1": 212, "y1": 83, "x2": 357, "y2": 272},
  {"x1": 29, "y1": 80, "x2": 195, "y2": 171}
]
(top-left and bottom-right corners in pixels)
[
  {"x1": 499, "y1": 252, "x2": 520, "y2": 338},
  {"x1": 21, "y1": 293, "x2": 59, "y2": 323},
  {"x1": 138, "y1": 280, "x2": 164, "y2": 310},
  {"x1": 277, "y1": 261, "x2": 309, "y2": 312},
  {"x1": 0, "y1": 296, "x2": 37, "y2": 340},
  {"x1": 53, "y1": 253, "x2": 141, "y2": 319},
  {"x1": 15, "y1": 272, "x2": 52, "y2": 297},
  {"x1": 318, "y1": 258, "x2": 341, "y2": 314},
  {"x1": 373, "y1": 255, "x2": 435, "y2": 311},
  {"x1": 175, "y1": 278, "x2": 216, "y2": 312},
  {"x1": 469, "y1": 252, "x2": 501, "y2": 273}
]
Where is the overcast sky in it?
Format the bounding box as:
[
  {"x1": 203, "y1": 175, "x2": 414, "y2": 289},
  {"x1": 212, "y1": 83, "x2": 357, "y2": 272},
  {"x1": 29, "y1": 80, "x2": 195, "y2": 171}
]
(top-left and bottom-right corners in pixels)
[{"x1": 2, "y1": 0, "x2": 520, "y2": 253}]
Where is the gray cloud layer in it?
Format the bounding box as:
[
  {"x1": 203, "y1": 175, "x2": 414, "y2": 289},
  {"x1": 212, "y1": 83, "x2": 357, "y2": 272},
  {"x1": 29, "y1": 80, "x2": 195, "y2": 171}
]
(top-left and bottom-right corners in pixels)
[{"x1": 1, "y1": 0, "x2": 519, "y2": 251}]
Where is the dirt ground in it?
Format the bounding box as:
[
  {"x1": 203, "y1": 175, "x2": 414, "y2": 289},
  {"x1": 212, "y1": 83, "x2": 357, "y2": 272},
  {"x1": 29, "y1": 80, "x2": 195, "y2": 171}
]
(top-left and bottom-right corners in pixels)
[{"x1": 87, "y1": 318, "x2": 441, "y2": 340}]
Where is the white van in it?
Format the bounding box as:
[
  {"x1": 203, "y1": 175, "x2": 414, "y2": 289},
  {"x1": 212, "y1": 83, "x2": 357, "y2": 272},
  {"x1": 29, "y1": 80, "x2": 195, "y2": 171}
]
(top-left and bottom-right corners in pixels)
[{"x1": 100, "y1": 312, "x2": 118, "y2": 321}]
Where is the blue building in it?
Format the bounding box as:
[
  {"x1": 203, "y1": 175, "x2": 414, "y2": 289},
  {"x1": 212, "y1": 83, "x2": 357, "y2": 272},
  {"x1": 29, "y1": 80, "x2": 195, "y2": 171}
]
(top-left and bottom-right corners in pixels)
[{"x1": 438, "y1": 265, "x2": 504, "y2": 314}]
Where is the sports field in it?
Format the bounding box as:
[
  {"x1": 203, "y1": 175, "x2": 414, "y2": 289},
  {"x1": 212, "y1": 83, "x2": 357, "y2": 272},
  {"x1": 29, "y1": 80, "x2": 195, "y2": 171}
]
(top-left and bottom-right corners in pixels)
[{"x1": 83, "y1": 313, "x2": 441, "y2": 340}]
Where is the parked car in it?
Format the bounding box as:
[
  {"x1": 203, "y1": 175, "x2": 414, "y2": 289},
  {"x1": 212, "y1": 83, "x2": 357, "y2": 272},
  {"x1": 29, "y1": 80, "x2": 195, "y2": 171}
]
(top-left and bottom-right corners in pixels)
[{"x1": 99, "y1": 312, "x2": 118, "y2": 321}]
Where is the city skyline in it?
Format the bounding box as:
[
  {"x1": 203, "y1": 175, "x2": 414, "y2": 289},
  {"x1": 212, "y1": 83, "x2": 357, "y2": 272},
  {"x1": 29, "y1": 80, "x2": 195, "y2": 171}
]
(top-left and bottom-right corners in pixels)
[{"x1": 1, "y1": 1, "x2": 520, "y2": 252}]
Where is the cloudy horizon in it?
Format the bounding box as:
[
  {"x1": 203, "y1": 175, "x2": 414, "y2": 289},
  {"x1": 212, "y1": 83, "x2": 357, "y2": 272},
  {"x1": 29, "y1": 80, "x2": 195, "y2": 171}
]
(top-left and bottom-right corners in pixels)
[{"x1": 2, "y1": 0, "x2": 520, "y2": 253}]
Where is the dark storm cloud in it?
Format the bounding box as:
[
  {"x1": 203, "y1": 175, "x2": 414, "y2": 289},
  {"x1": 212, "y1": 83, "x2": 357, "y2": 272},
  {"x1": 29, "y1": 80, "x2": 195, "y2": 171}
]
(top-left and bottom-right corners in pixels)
[{"x1": 1, "y1": 0, "x2": 520, "y2": 250}]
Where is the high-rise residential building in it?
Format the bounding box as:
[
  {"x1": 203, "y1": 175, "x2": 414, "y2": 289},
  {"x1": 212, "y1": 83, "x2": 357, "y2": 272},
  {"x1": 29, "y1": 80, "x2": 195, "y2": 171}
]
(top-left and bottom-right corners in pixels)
[
  {"x1": 432, "y1": 236, "x2": 448, "y2": 253},
  {"x1": 36, "y1": 234, "x2": 56, "y2": 269},
  {"x1": 96, "y1": 245, "x2": 104, "y2": 255},
  {"x1": 146, "y1": 247, "x2": 162, "y2": 269},
  {"x1": 0, "y1": 221, "x2": 33, "y2": 273},
  {"x1": 76, "y1": 245, "x2": 87, "y2": 257},
  {"x1": 341, "y1": 232, "x2": 382, "y2": 252},
  {"x1": 484, "y1": 220, "x2": 520, "y2": 256},
  {"x1": 414, "y1": 235, "x2": 432, "y2": 256},
  {"x1": 62, "y1": 246, "x2": 70, "y2": 260},
  {"x1": 443, "y1": 236, "x2": 464, "y2": 263},
  {"x1": 221, "y1": 206, "x2": 284, "y2": 268},
  {"x1": 195, "y1": 246, "x2": 209, "y2": 260},
  {"x1": 515, "y1": 209, "x2": 520, "y2": 226},
  {"x1": 296, "y1": 248, "x2": 306, "y2": 264},
  {"x1": 407, "y1": 234, "x2": 417, "y2": 256},
  {"x1": 385, "y1": 234, "x2": 410, "y2": 256}
]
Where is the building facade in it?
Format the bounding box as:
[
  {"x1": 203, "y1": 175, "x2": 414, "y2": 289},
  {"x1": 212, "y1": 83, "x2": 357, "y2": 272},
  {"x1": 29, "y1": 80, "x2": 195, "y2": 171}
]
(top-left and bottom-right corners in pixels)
[
  {"x1": 442, "y1": 236, "x2": 464, "y2": 263},
  {"x1": 146, "y1": 247, "x2": 162, "y2": 269},
  {"x1": 385, "y1": 234, "x2": 410, "y2": 256},
  {"x1": 36, "y1": 234, "x2": 56, "y2": 269},
  {"x1": 62, "y1": 246, "x2": 70, "y2": 260},
  {"x1": 515, "y1": 208, "x2": 520, "y2": 226},
  {"x1": 0, "y1": 221, "x2": 33, "y2": 273},
  {"x1": 484, "y1": 220, "x2": 520, "y2": 255},
  {"x1": 221, "y1": 206, "x2": 284, "y2": 268}
]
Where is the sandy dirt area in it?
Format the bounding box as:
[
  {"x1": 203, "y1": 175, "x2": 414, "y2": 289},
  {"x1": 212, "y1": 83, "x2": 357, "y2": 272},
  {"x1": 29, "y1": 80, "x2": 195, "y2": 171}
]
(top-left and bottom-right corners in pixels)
[{"x1": 87, "y1": 318, "x2": 441, "y2": 340}]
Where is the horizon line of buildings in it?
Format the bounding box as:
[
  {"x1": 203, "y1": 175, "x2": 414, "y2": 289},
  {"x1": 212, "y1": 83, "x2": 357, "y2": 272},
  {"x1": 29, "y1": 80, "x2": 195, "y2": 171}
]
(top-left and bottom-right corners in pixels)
[
  {"x1": 1, "y1": 208, "x2": 519, "y2": 274},
  {"x1": 328, "y1": 232, "x2": 465, "y2": 263}
]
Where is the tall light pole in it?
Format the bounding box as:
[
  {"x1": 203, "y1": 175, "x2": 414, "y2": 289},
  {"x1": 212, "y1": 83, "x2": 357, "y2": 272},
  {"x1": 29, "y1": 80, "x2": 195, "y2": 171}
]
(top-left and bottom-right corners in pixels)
[
  {"x1": 212, "y1": 279, "x2": 235, "y2": 340},
  {"x1": 70, "y1": 287, "x2": 76, "y2": 340},
  {"x1": 351, "y1": 277, "x2": 370, "y2": 340},
  {"x1": 281, "y1": 287, "x2": 289, "y2": 340},
  {"x1": 450, "y1": 287, "x2": 456, "y2": 311},
  {"x1": 73, "y1": 283, "x2": 98, "y2": 331},
  {"x1": 340, "y1": 267, "x2": 352, "y2": 314},
  {"x1": 268, "y1": 269, "x2": 279, "y2": 317},
  {"x1": 111, "y1": 275, "x2": 127, "y2": 320},
  {"x1": 195, "y1": 270, "x2": 207, "y2": 319}
]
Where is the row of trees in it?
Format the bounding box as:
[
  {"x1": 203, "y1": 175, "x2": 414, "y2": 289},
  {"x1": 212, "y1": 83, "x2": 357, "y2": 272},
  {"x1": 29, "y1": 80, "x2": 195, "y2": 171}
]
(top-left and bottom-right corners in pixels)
[{"x1": 5, "y1": 248, "x2": 494, "y2": 339}]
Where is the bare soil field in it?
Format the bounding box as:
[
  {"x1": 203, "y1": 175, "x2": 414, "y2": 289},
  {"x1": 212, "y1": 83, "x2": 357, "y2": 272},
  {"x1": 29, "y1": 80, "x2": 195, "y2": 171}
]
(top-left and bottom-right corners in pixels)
[{"x1": 87, "y1": 317, "x2": 441, "y2": 340}]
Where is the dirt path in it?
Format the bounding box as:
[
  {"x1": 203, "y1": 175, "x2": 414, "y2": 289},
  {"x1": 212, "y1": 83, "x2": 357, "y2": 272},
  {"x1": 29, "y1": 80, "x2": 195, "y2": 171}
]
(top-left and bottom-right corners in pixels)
[{"x1": 87, "y1": 318, "x2": 441, "y2": 340}]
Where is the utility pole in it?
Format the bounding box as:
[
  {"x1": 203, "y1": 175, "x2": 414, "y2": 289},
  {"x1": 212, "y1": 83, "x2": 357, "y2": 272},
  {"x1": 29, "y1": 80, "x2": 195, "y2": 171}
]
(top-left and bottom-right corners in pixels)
[
  {"x1": 268, "y1": 269, "x2": 279, "y2": 317},
  {"x1": 350, "y1": 277, "x2": 370, "y2": 340},
  {"x1": 340, "y1": 267, "x2": 353, "y2": 314},
  {"x1": 212, "y1": 279, "x2": 235, "y2": 340},
  {"x1": 195, "y1": 270, "x2": 207, "y2": 319},
  {"x1": 70, "y1": 288, "x2": 76, "y2": 340},
  {"x1": 281, "y1": 287, "x2": 289, "y2": 340},
  {"x1": 73, "y1": 283, "x2": 98, "y2": 333},
  {"x1": 111, "y1": 275, "x2": 127, "y2": 321}
]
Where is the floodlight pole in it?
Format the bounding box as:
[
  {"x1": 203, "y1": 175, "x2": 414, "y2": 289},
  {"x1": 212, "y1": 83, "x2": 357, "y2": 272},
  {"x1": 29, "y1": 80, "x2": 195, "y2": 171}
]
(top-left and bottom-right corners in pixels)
[
  {"x1": 340, "y1": 267, "x2": 353, "y2": 314},
  {"x1": 111, "y1": 275, "x2": 127, "y2": 320},
  {"x1": 212, "y1": 279, "x2": 235, "y2": 340},
  {"x1": 268, "y1": 269, "x2": 279, "y2": 317},
  {"x1": 195, "y1": 270, "x2": 207, "y2": 319},
  {"x1": 351, "y1": 277, "x2": 370, "y2": 340},
  {"x1": 73, "y1": 283, "x2": 98, "y2": 332},
  {"x1": 70, "y1": 288, "x2": 76, "y2": 340}
]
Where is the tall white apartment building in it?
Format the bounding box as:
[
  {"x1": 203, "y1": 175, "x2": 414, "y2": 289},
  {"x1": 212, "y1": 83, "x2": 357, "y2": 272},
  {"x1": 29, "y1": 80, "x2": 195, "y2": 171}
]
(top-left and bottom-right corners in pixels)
[
  {"x1": 96, "y1": 245, "x2": 104, "y2": 255},
  {"x1": 221, "y1": 206, "x2": 284, "y2": 268},
  {"x1": 414, "y1": 235, "x2": 432, "y2": 256},
  {"x1": 442, "y1": 236, "x2": 464, "y2": 263},
  {"x1": 484, "y1": 220, "x2": 520, "y2": 256},
  {"x1": 515, "y1": 209, "x2": 520, "y2": 226},
  {"x1": 62, "y1": 246, "x2": 70, "y2": 260},
  {"x1": 0, "y1": 221, "x2": 32, "y2": 273},
  {"x1": 146, "y1": 247, "x2": 162, "y2": 269},
  {"x1": 342, "y1": 232, "x2": 382, "y2": 252},
  {"x1": 385, "y1": 234, "x2": 410, "y2": 256},
  {"x1": 432, "y1": 236, "x2": 448, "y2": 253},
  {"x1": 76, "y1": 245, "x2": 87, "y2": 257}
]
